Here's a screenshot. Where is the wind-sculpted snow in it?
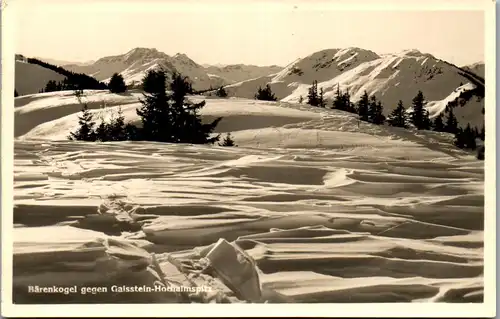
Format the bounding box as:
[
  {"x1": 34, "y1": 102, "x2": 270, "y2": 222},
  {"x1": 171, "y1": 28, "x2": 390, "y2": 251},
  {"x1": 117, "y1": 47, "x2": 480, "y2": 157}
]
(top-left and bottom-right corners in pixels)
[{"x1": 13, "y1": 135, "x2": 484, "y2": 303}]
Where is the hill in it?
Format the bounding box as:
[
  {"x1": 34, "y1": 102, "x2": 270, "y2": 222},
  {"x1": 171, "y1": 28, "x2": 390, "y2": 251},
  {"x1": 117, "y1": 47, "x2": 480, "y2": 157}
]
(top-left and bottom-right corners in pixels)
[{"x1": 15, "y1": 60, "x2": 66, "y2": 96}]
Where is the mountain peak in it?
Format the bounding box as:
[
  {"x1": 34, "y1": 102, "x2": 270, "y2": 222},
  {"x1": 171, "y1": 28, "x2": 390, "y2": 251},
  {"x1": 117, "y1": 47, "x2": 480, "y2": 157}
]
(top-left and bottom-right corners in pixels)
[
  {"x1": 171, "y1": 53, "x2": 198, "y2": 67},
  {"x1": 399, "y1": 49, "x2": 436, "y2": 60},
  {"x1": 126, "y1": 47, "x2": 159, "y2": 54},
  {"x1": 123, "y1": 47, "x2": 165, "y2": 62}
]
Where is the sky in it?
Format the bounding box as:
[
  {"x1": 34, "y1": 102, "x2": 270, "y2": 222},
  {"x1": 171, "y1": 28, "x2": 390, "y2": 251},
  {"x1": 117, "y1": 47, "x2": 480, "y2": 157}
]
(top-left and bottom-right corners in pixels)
[{"x1": 13, "y1": 0, "x2": 486, "y2": 67}]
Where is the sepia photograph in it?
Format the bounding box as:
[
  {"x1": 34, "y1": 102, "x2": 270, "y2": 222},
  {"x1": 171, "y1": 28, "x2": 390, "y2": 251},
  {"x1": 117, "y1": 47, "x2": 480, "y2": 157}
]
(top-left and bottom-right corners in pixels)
[{"x1": 1, "y1": 0, "x2": 496, "y2": 317}]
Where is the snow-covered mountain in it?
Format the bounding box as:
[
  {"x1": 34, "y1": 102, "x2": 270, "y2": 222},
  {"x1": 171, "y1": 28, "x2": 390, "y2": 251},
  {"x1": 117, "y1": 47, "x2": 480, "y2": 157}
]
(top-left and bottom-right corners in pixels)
[
  {"x1": 63, "y1": 48, "x2": 178, "y2": 87},
  {"x1": 62, "y1": 48, "x2": 283, "y2": 91},
  {"x1": 463, "y1": 62, "x2": 485, "y2": 79},
  {"x1": 204, "y1": 64, "x2": 283, "y2": 84},
  {"x1": 225, "y1": 48, "x2": 485, "y2": 129},
  {"x1": 61, "y1": 48, "x2": 211, "y2": 90}
]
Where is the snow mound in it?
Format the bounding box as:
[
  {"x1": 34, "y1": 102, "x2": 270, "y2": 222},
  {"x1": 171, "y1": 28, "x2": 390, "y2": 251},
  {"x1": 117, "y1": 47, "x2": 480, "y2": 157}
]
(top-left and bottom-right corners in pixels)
[{"x1": 13, "y1": 135, "x2": 484, "y2": 303}]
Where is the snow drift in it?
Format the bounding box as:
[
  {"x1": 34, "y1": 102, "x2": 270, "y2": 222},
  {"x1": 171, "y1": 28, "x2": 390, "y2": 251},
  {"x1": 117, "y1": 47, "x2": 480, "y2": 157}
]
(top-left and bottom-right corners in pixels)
[{"x1": 12, "y1": 88, "x2": 484, "y2": 303}]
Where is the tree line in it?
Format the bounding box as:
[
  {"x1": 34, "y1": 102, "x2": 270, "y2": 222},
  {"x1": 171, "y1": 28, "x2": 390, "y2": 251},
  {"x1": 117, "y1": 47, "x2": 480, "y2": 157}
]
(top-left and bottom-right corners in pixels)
[
  {"x1": 27, "y1": 58, "x2": 108, "y2": 92},
  {"x1": 69, "y1": 70, "x2": 236, "y2": 147}
]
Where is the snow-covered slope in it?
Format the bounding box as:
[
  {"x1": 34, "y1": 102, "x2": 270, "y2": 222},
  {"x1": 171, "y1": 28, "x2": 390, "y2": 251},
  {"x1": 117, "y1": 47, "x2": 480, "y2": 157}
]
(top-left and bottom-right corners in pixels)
[
  {"x1": 16, "y1": 90, "x2": 477, "y2": 160},
  {"x1": 15, "y1": 61, "x2": 66, "y2": 96},
  {"x1": 13, "y1": 90, "x2": 484, "y2": 303},
  {"x1": 225, "y1": 48, "x2": 484, "y2": 128}
]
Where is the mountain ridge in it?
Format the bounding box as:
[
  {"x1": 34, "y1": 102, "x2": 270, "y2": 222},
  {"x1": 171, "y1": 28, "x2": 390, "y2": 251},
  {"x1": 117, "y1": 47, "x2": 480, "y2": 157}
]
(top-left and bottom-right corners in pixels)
[
  {"x1": 222, "y1": 47, "x2": 484, "y2": 129},
  {"x1": 62, "y1": 47, "x2": 283, "y2": 90}
]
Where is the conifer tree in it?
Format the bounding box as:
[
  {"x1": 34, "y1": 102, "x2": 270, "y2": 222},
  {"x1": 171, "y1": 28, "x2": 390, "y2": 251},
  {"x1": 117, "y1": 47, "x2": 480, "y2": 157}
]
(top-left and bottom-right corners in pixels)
[
  {"x1": 409, "y1": 91, "x2": 431, "y2": 130},
  {"x1": 44, "y1": 80, "x2": 59, "y2": 92},
  {"x1": 171, "y1": 72, "x2": 220, "y2": 144},
  {"x1": 255, "y1": 84, "x2": 278, "y2": 101},
  {"x1": 142, "y1": 70, "x2": 166, "y2": 94},
  {"x1": 298, "y1": 95, "x2": 303, "y2": 104},
  {"x1": 95, "y1": 117, "x2": 111, "y2": 142},
  {"x1": 432, "y1": 112, "x2": 445, "y2": 132},
  {"x1": 68, "y1": 104, "x2": 97, "y2": 141},
  {"x1": 332, "y1": 85, "x2": 343, "y2": 110},
  {"x1": 367, "y1": 95, "x2": 377, "y2": 122},
  {"x1": 124, "y1": 123, "x2": 139, "y2": 141},
  {"x1": 387, "y1": 100, "x2": 408, "y2": 128},
  {"x1": 453, "y1": 128, "x2": 465, "y2": 148},
  {"x1": 108, "y1": 73, "x2": 127, "y2": 93},
  {"x1": 108, "y1": 107, "x2": 127, "y2": 141},
  {"x1": 343, "y1": 89, "x2": 355, "y2": 113},
  {"x1": 479, "y1": 125, "x2": 485, "y2": 141},
  {"x1": 357, "y1": 91, "x2": 369, "y2": 121},
  {"x1": 219, "y1": 133, "x2": 236, "y2": 147},
  {"x1": 215, "y1": 86, "x2": 228, "y2": 98},
  {"x1": 371, "y1": 101, "x2": 386, "y2": 125},
  {"x1": 136, "y1": 71, "x2": 221, "y2": 144},
  {"x1": 137, "y1": 71, "x2": 171, "y2": 141},
  {"x1": 445, "y1": 108, "x2": 458, "y2": 133},
  {"x1": 307, "y1": 81, "x2": 319, "y2": 106},
  {"x1": 464, "y1": 123, "x2": 477, "y2": 150},
  {"x1": 318, "y1": 87, "x2": 326, "y2": 107}
]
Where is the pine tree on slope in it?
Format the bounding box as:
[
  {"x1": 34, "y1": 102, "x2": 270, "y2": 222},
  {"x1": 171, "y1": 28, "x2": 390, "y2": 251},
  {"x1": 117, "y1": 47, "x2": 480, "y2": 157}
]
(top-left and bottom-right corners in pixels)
[
  {"x1": 332, "y1": 85, "x2": 343, "y2": 110},
  {"x1": 255, "y1": 84, "x2": 278, "y2": 101},
  {"x1": 108, "y1": 107, "x2": 127, "y2": 141},
  {"x1": 445, "y1": 108, "x2": 458, "y2": 134},
  {"x1": 371, "y1": 101, "x2": 386, "y2": 125},
  {"x1": 68, "y1": 104, "x2": 97, "y2": 141},
  {"x1": 343, "y1": 89, "x2": 355, "y2": 113},
  {"x1": 216, "y1": 86, "x2": 228, "y2": 98},
  {"x1": 318, "y1": 87, "x2": 326, "y2": 108},
  {"x1": 387, "y1": 100, "x2": 408, "y2": 128},
  {"x1": 432, "y1": 112, "x2": 445, "y2": 132},
  {"x1": 409, "y1": 91, "x2": 431, "y2": 130},
  {"x1": 136, "y1": 71, "x2": 221, "y2": 144},
  {"x1": 307, "y1": 81, "x2": 318, "y2": 106},
  {"x1": 108, "y1": 73, "x2": 127, "y2": 93},
  {"x1": 219, "y1": 133, "x2": 236, "y2": 146},
  {"x1": 357, "y1": 91, "x2": 369, "y2": 121},
  {"x1": 142, "y1": 70, "x2": 166, "y2": 94}
]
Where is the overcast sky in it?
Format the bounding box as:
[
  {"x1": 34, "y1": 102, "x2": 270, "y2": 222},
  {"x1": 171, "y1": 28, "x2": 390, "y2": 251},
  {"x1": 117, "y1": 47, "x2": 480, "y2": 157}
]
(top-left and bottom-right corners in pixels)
[{"x1": 14, "y1": 0, "x2": 485, "y2": 67}]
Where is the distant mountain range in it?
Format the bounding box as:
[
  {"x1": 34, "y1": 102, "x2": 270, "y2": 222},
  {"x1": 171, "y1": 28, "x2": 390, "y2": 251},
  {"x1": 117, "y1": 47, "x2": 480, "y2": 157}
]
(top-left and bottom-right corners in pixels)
[
  {"x1": 34, "y1": 57, "x2": 96, "y2": 67},
  {"x1": 224, "y1": 48, "x2": 485, "y2": 129},
  {"x1": 15, "y1": 47, "x2": 484, "y2": 129},
  {"x1": 61, "y1": 48, "x2": 283, "y2": 91}
]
